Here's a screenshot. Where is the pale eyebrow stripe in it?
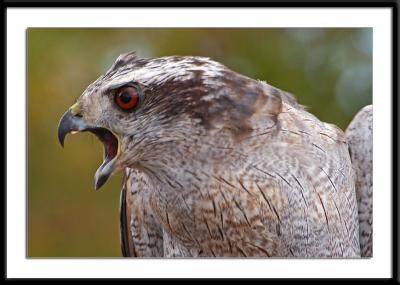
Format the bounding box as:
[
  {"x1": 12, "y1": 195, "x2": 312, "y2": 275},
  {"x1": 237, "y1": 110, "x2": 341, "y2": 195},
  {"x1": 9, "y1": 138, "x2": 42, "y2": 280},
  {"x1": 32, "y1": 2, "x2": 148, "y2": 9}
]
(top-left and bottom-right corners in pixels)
[
  {"x1": 104, "y1": 83, "x2": 128, "y2": 94},
  {"x1": 103, "y1": 79, "x2": 137, "y2": 94},
  {"x1": 103, "y1": 81, "x2": 151, "y2": 97}
]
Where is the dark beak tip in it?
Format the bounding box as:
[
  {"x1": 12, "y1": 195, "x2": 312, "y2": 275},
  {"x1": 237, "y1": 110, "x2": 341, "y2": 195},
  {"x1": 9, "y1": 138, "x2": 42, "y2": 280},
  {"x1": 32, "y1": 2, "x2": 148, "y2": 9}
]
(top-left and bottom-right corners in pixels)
[
  {"x1": 94, "y1": 181, "x2": 100, "y2": 191},
  {"x1": 57, "y1": 130, "x2": 65, "y2": 147},
  {"x1": 57, "y1": 109, "x2": 79, "y2": 148},
  {"x1": 94, "y1": 182, "x2": 102, "y2": 191},
  {"x1": 94, "y1": 172, "x2": 110, "y2": 191}
]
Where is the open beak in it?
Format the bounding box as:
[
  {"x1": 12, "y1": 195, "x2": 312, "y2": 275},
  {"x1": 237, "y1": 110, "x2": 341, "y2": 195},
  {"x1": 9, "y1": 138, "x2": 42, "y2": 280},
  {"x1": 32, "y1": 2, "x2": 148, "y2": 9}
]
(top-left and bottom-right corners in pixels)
[{"x1": 58, "y1": 108, "x2": 120, "y2": 191}]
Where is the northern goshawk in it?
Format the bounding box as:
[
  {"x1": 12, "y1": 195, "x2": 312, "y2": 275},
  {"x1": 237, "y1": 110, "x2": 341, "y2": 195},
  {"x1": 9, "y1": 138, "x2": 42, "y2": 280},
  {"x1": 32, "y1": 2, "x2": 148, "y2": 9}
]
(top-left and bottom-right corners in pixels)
[{"x1": 58, "y1": 52, "x2": 372, "y2": 257}]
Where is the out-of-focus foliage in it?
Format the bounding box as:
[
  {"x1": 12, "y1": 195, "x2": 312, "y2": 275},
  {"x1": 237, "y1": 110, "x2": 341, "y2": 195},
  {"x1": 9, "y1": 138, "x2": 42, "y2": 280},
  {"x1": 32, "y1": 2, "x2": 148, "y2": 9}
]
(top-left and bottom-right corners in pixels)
[{"x1": 27, "y1": 28, "x2": 372, "y2": 257}]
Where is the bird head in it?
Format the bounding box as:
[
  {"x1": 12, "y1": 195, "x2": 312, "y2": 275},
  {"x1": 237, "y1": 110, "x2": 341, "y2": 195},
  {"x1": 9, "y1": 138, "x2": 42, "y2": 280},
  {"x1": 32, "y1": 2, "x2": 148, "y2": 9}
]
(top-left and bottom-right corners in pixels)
[{"x1": 58, "y1": 52, "x2": 282, "y2": 190}]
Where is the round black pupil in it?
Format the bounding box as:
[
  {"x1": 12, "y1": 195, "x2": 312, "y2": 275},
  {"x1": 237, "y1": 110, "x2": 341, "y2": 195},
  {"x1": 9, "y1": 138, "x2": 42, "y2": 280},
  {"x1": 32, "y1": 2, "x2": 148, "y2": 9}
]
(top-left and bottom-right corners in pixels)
[{"x1": 120, "y1": 92, "x2": 132, "y2": 103}]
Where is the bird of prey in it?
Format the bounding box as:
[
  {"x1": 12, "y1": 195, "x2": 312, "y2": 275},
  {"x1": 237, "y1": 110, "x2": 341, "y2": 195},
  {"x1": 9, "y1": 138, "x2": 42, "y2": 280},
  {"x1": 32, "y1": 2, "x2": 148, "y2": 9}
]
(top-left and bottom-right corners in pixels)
[{"x1": 58, "y1": 52, "x2": 371, "y2": 258}]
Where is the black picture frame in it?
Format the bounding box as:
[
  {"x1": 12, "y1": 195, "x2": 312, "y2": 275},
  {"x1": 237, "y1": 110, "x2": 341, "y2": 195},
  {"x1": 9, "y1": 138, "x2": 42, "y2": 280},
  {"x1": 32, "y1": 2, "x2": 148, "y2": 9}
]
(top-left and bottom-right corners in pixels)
[{"x1": 3, "y1": 0, "x2": 398, "y2": 281}]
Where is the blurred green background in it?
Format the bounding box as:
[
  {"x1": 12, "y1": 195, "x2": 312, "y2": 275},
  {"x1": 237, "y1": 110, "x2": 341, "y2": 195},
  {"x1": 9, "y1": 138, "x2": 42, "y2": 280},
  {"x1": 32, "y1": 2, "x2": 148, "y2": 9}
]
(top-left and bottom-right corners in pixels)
[{"x1": 27, "y1": 28, "x2": 372, "y2": 257}]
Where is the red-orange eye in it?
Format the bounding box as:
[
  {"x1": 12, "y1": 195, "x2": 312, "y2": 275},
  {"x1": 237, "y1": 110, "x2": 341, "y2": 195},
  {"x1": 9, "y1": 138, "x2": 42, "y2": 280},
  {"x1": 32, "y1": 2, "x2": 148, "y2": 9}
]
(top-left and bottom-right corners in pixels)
[{"x1": 115, "y1": 86, "x2": 139, "y2": 111}]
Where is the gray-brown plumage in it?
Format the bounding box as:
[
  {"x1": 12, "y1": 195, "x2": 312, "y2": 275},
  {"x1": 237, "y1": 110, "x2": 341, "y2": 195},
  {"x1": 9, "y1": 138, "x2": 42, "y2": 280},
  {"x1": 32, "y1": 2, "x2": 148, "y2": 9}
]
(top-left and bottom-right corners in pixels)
[
  {"x1": 58, "y1": 52, "x2": 365, "y2": 257},
  {"x1": 345, "y1": 105, "x2": 372, "y2": 257}
]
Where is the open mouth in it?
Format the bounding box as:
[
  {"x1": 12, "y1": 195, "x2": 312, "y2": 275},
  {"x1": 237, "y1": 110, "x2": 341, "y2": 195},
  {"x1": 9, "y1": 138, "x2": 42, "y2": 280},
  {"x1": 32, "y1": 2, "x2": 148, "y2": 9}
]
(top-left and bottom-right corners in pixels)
[
  {"x1": 57, "y1": 109, "x2": 120, "y2": 190},
  {"x1": 87, "y1": 127, "x2": 120, "y2": 190},
  {"x1": 89, "y1": 127, "x2": 119, "y2": 171}
]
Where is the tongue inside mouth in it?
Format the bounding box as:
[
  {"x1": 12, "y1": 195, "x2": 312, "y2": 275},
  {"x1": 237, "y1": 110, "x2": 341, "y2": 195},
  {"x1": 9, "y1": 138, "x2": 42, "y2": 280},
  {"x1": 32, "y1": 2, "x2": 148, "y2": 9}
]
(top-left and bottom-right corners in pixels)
[{"x1": 88, "y1": 127, "x2": 119, "y2": 190}]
